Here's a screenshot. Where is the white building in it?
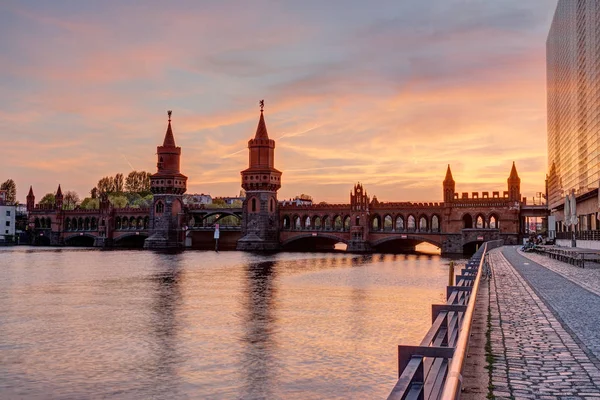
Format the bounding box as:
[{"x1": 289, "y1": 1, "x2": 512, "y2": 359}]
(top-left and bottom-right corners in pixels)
[{"x1": 0, "y1": 204, "x2": 16, "y2": 243}]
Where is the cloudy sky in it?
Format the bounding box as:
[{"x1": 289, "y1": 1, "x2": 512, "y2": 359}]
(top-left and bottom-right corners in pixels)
[{"x1": 0, "y1": 0, "x2": 558, "y2": 204}]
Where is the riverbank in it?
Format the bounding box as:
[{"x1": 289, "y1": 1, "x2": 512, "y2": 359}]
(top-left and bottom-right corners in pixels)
[{"x1": 468, "y1": 246, "x2": 600, "y2": 398}]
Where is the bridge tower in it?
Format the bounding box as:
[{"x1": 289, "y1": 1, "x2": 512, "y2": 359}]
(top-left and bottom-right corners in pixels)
[
  {"x1": 26, "y1": 186, "x2": 35, "y2": 212},
  {"x1": 507, "y1": 162, "x2": 521, "y2": 203},
  {"x1": 55, "y1": 184, "x2": 63, "y2": 210},
  {"x1": 347, "y1": 183, "x2": 372, "y2": 252},
  {"x1": 443, "y1": 164, "x2": 455, "y2": 204},
  {"x1": 237, "y1": 101, "x2": 282, "y2": 251},
  {"x1": 144, "y1": 111, "x2": 188, "y2": 249}
]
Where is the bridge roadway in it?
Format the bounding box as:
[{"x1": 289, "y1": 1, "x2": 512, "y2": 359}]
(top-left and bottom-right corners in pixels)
[{"x1": 484, "y1": 246, "x2": 600, "y2": 398}]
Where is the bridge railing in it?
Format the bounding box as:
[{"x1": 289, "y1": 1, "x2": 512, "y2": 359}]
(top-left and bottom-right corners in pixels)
[
  {"x1": 387, "y1": 239, "x2": 503, "y2": 400},
  {"x1": 557, "y1": 230, "x2": 600, "y2": 241}
]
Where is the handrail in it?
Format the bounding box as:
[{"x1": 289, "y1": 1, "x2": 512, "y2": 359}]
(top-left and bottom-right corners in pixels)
[
  {"x1": 439, "y1": 245, "x2": 487, "y2": 399},
  {"x1": 387, "y1": 240, "x2": 503, "y2": 400}
]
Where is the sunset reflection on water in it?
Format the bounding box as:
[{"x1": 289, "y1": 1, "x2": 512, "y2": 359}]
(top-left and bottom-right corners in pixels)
[{"x1": 0, "y1": 248, "x2": 460, "y2": 399}]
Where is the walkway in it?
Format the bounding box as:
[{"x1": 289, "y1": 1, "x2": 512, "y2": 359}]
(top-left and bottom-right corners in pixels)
[{"x1": 487, "y1": 246, "x2": 600, "y2": 399}]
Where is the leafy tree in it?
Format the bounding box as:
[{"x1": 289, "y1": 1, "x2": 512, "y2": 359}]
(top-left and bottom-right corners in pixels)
[
  {"x1": 0, "y1": 179, "x2": 17, "y2": 204},
  {"x1": 231, "y1": 200, "x2": 243, "y2": 208},
  {"x1": 114, "y1": 173, "x2": 124, "y2": 193},
  {"x1": 97, "y1": 176, "x2": 115, "y2": 194},
  {"x1": 125, "y1": 171, "x2": 152, "y2": 194},
  {"x1": 80, "y1": 197, "x2": 100, "y2": 210},
  {"x1": 63, "y1": 191, "x2": 80, "y2": 210},
  {"x1": 39, "y1": 193, "x2": 56, "y2": 205},
  {"x1": 108, "y1": 194, "x2": 128, "y2": 208}
]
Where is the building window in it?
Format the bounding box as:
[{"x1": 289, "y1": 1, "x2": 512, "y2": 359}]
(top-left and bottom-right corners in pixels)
[
  {"x1": 5, "y1": 210, "x2": 10, "y2": 216},
  {"x1": 5, "y1": 221, "x2": 10, "y2": 227},
  {"x1": 251, "y1": 198, "x2": 257, "y2": 212},
  {"x1": 155, "y1": 201, "x2": 164, "y2": 214}
]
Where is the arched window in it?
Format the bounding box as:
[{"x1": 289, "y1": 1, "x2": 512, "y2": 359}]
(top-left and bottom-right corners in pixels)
[
  {"x1": 476, "y1": 215, "x2": 485, "y2": 229},
  {"x1": 334, "y1": 216, "x2": 343, "y2": 230},
  {"x1": 283, "y1": 216, "x2": 291, "y2": 229},
  {"x1": 144, "y1": 216, "x2": 149, "y2": 229},
  {"x1": 372, "y1": 216, "x2": 380, "y2": 231},
  {"x1": 47, "y1": 218, "x2": 52, "y2": 228},
  {"x1": 384, "y1": 215, "x2": 393, "y2": 231},
  {"x1": 156, "y1": 201, "x2": 164, "y2": 214},
  {"x1": 396, "y1": 216, "x2": 404, "y2": 231},
  {"x1": 294, "y1": 216, "x2": 302, "y2": 230},
  {"x1": 419, "y1": 216, "x2": 428, "y2": 232},
  {"x1": 323, "y1": 216, "x2": 331, "y2": 230},
  {"x1": 116, "y1": 216, "x2": 122, "y2": 230},
  {"x1": 84, "y1": 218, "x2": 90, "y2": 231},
  {"x1": 34, "y1": 218, "x2": 40, "y2": 228},
  {"x1": 463, "y1": 214, "x2": 473, "y2": 229},
  {"x1": 251, "y1": 198, "x2": 257, "y2": 212},
  {"x1": 489, "y1": 215, "x2": 498, "y2": 229},
  {"x1": 129, "y1": 217, "x2": 136, "y2": 229},
  {"x1": 314, "y1": 217, "x2": 322, "y2": 229},
  {"x1": 304, "y1": 216, "x2": 311, "y2": 229},
  {"x1": 431, "y1": 215, "x2": 440, "y2": 232},
  {"x1": 355, "y1": 216, "x2": 360, "y2": 226},
  {"x1": 344, "y1": 216, "x2": 351, "y2": 230},
  {"x1": 65, "y1": 218, "x2": 71, "y2": 231},
  {"x1": 407, "y1": 215, "x2": 416, "y2": 231}
]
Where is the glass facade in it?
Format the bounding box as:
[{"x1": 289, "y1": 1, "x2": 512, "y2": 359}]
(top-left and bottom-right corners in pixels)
[{"x1": 547, "y1": 0, "x2": 600, "y2": 209}]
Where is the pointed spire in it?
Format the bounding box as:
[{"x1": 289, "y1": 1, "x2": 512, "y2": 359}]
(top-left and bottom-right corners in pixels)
[
  {"x1": 509, "y1": 161, "x2": 519, "y2": 180},
  {"x1": 56, "y1": 184, "x2": 63, "y2": 197},
  {"x1": 162, "y1": 110, "x2": 176, "y2": 147},
  {"x1": 254, "y1": 100, "x2": 269, "y2": 139},
  {"x1": 444, "y1": 164, "x2": 454, "y2": 182},
  {"x1": 27, "y1": 185, "x2": 34, "y2": 197}
]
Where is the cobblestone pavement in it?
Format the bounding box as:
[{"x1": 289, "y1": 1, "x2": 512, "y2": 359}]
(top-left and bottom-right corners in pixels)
[{"x1": 488, "y1": 248, "x2": 600, "y2": 399}]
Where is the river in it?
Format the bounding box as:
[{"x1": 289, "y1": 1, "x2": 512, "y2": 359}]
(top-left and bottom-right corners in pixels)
[{"x1": 0, "y1": 247, "x2": 461, "y2": 399}]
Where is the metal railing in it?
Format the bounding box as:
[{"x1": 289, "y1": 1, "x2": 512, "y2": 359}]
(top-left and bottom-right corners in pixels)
[{"x1": 387, "y1": 240, "x2": 503, "y2": 400}]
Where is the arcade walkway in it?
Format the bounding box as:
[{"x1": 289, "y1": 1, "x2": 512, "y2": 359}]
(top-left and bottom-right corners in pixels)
[{"x1": 485, "y1": 246, "x2": 600, "y2": 399}]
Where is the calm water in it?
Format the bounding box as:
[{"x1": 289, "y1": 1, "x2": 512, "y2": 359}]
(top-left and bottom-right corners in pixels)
[{"x1": 0, "y1": 247, "x2": 459, "y2": 399}]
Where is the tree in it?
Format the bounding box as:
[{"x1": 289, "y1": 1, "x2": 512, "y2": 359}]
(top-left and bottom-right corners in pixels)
[
  {"x1": 108, "y1": 193, "x2": 128, "y2": 208},
  {"x1": 39, "y1": 193, "x2": 55, "y2": 205},
  {"x1": 80, "y1": 197, "x2": 100, "y2": 210},
  {"x1": 63, "y1": 191, "x2": 80, "y2": 210},
  {"x1": 97, "y1": 176, "x2": 115, "y2": 194},
  {"x1": 0, "y1": 179, "x2": 16, "y2": 204},
  {"x1": 114, "y1": 173, "x2": 124, "y2": 193},
  {"x1": 125, "y1": 171, "x2": 152, "y2": 194}
]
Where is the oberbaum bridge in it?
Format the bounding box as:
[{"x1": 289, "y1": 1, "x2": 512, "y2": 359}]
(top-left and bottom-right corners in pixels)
[{"x1": 26, "y1": 104, "x2": 548, "y2": 254}]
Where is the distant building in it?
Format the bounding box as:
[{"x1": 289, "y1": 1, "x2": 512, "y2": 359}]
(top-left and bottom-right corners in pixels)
[
  {"x1": 218, "y1": 196, "x2": 245, "y2": 205},
  {"x1": 547, "y1": 1, "x2": 600, "y2": 236},
  {"x1": 183, "y1": 193, "x2": 212, "y2": 205},
  {"x1": 0, "y1": 190, "x2": 7, "y2": 204},
  {"x1": 0, "y1": 203, "x2": 16, "y2": 243},
  {"x1": 280, "y1": 195, "x2": 313, "y2": 207}
]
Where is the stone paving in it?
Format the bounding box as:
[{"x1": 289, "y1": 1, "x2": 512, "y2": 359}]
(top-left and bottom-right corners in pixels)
[{"x1": 488, "y1": 247, "x2": 600, "y2": 399}]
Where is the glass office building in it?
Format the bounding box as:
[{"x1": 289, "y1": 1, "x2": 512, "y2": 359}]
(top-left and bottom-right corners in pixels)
[{"x1": 547, "y1": 0, "x2": 600, "y2": 215}]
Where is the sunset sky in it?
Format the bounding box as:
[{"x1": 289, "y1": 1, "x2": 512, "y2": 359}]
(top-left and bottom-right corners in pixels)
[{"x1": 0, "y1": 0, "x2": 557, "y2": 204}]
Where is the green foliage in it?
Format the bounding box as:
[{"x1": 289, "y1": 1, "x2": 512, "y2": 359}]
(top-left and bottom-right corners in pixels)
[
  {"x1": 80, "y1": 197, "x2": 100, "y2": 210},
  {"x1": 108, "y1": 194, "x2": 128, "y2": 208},
  {"x1": 0, "y1": 179, "x2": 17, "y2": 204},
  {"x1": 39, "y1": 193, "x2": 56, "y2": 205}
]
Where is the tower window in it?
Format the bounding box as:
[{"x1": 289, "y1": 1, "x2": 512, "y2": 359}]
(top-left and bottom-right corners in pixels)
[
  {"x1": 270, "y1": 198, "x2": 274, "y2": 212},
  {"x1": 252, "y1": 198, "x2": 257, "y2": 212},
  {"x1": 155, "y1": 201, "x2": 164, "y2": 214}
]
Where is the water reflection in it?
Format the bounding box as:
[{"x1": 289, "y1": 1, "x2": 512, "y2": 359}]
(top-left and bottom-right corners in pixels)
[
  {"x1": 240, "y1": 260, "x2": 279, "y2": 399},
  {"x1": 147, "y1": 254, "x2": 183, "y2": 398}
]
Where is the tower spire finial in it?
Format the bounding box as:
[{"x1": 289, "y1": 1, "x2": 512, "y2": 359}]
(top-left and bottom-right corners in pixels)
[
  {"x1": 167, "y1": 110, "x2": 172, "y2": 122},
  {"x1": 259, "y1": 99, "x2": 264, "y2": 112}
]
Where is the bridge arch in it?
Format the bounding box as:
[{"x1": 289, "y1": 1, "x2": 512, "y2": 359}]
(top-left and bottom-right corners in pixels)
[
  {"x1": 407, "y1": 214, "x2": 416, "y2": 232},
  {"x1": 383, "y1": 214, "x2": 393, "y2": 231},
  {"x1": 488, "y1": 213, "x2": 499, "y2": 229},
  {"x1": 418, "y1": 214, "x2": 428, "y2": 232},
  {"x1": 64, "y1": 233, "x2": 96, "y2": 247},
  {"x1": 281, "y1": 233, "x2": 348, "y2": 251},
  {"x1": 475, "y1": 214, "x2": 486, "y2": 229},
  {"x1": 370, "y1": 235, "x2": 442, "y2": 253},
  {"x1": 431, "y1": 214, "x2": 440, "y2": 232},
  {"x1": 282, "y1": 215, "x2": 291, "y2": 230},
  {"x1": 343, "y1": 215, "x2": 351, "y2": 231},
  {"x1": 371, "y1": 214, "x2": 382, "y2": 231},
  {"x1": 114, "y1": 232, "x2": 149, "y2": 248},
  {"x1": 395, "y1": 215, "x2": 405, "y2": 231}
]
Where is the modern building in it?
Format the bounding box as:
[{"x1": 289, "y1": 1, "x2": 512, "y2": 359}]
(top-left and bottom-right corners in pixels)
[
  {"x1": 0, "y1": 191, "x2": 16, "y2": 243},
  {"x1": 547, "y1": 0, "x2": 600, "y2": 240}
]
